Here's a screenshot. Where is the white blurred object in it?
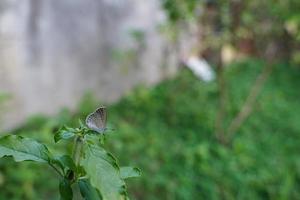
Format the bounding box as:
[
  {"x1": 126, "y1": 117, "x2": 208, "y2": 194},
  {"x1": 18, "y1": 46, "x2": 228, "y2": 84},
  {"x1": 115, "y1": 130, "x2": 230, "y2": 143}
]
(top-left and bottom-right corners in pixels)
[{"x1": 185, "y1": 56, "x2": 215, "y2": 82}]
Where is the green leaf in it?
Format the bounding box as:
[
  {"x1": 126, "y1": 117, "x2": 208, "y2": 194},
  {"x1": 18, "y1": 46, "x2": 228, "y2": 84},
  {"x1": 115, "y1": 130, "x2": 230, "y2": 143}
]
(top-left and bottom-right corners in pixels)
[
  {"x1": 78, "y1": 179, "x2": 102, "y2": 200},
  {"x1": 59, "y1": 179, "x2": 73, "y2": 200},
  {"x1": 53, "y1": 155, "x2": 76, "y2": 175},
  {"x1": 81, "y1": 144, "x2": 127, "y2": 200},
  {"x1": 86, "y1": 130, "x2": 100, "y2": 135},
  {"x1": 54, "y1": 129, "x2": 75, "y2": 143},
  {"x1": 120, "y1": 167, "x2": 141, "y2": 179},
  {"x1": 0, "y1": 135, "x2": 51, "y2": 163}
]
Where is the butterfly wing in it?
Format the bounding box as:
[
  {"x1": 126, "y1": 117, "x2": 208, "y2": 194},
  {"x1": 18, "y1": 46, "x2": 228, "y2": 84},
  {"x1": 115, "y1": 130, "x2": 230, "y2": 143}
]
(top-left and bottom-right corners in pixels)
[{"x1": 86, "y1": 106, "x2": 107, "y2": 133}]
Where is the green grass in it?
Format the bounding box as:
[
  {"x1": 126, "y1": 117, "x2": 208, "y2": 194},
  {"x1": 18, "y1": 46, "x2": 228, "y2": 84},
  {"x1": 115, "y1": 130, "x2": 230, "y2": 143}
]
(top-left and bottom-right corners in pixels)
[{"x1": 0, "y1": 59, "x2": 300, "y2": 200}]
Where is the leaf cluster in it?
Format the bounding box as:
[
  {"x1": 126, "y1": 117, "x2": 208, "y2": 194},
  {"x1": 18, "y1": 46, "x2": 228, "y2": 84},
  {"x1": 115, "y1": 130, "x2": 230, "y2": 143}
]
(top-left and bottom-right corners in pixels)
[{"x1": 0, "y1": 118, "x2": 140, "y2": 200}]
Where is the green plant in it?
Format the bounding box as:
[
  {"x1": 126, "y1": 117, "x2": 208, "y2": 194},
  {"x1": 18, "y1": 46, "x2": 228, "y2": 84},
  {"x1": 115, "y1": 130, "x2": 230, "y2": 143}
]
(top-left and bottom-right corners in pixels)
[{"x1": 0, "y1": 107, "x2": 140, "y2": 200}]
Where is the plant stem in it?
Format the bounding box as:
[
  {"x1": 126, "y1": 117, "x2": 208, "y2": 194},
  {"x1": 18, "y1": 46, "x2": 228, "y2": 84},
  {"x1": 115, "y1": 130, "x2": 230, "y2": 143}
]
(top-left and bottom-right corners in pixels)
[
  {"x1": 215, "y1": 61, "x2": 227, "y2": 144},
  {"x1": 72, "y1": 136, "x2": 83, "y2": 167}
]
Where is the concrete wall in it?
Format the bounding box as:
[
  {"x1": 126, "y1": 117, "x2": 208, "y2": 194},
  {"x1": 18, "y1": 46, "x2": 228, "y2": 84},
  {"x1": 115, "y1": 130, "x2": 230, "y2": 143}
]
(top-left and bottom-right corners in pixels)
[{"x1": 0, "y1": 0, "x2": 178, "y2": 129}]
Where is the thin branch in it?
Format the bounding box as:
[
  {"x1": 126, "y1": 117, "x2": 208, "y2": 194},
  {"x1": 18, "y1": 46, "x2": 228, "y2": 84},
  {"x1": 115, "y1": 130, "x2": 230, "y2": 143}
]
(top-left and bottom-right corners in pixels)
[
  {"x1": 215, "y1": 62, "x2": 227, "y2": 144},
  {"x1": 226, "y1": 63, "x2": 274, "y2": 142}
]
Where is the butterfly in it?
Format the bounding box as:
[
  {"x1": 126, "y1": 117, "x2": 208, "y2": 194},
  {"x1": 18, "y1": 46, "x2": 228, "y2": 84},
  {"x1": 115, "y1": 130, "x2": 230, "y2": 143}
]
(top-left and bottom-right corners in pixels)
[{"x1": 85, "y1": 106, "x2": 107, "y2": 134}]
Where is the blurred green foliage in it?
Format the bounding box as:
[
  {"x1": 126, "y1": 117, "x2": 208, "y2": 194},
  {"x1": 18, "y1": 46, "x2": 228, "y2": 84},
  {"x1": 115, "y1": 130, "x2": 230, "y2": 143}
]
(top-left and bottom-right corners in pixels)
[
  {"x1": 162, "y1": 0, "x2": 300, "y2": 63},
  {"x1": 0, "y1": 59, "x2": 300, "y2": 199}
]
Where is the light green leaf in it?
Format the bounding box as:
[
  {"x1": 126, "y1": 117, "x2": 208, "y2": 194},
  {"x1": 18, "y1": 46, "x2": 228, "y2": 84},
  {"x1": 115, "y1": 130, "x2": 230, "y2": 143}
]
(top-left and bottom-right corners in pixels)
[
  {"x1": 81, "y1": 144, "x2": 127, "y2": 200},
  {"x1": 54, "y1": 130, "x2": 75, "y2": 143},
  {"x1": 0, "y1": 135, "x2": 51, "y2": 163},
  {"x1": 59, "y1": 179, "x2": 73, "y2": 200},
  {"x1": 120, "y1": 167, "x2": 141, "y2": 179},
  {"x1": 78, "y1": 179, "x2": 102, "y2": 200}
]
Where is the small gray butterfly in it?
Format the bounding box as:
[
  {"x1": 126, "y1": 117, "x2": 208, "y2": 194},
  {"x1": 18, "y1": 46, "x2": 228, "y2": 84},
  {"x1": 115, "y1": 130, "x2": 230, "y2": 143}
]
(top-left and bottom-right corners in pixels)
[{"x1": 86, "y1": 106, "x2": 107, "y2": 134}]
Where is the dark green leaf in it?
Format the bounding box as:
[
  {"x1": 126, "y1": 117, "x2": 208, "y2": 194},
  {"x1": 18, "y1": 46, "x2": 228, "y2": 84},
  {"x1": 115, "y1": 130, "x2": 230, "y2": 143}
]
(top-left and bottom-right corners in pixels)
[
  {"x1": 86, "y1": 130, "x2": 100, "y2": 135},
  {"x1": 0, "y1": 135, "x2": 51, "y2": 163},
  {"x1": 54, "y1": 130, "x2": 75, "y2": 143},
  {"x1": 78, "y1": 179, "x2": 102, "y2": 200},
  {"x1": 81, "y1": 144, "x2": 127, "y2": 200},
  {"x1": 59, "y1": 179, "x2": 73, "y2": 200},
  {"x1": 53, "y1": 155, "x2": 76, "y2": 172},
  {"x1": 120, "y1": 167, "x2": 141, "y2": 179}
]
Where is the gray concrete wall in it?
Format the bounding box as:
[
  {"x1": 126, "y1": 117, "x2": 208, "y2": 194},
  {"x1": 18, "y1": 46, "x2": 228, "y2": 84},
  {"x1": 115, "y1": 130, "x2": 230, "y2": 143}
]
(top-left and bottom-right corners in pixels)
[{"x1": 0, "y1": 0, "x2": 178, "y2": 129}]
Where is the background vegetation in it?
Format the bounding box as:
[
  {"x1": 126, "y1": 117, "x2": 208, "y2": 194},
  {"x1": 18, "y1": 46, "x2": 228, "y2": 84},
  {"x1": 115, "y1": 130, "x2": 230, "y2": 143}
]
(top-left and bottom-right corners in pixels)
[{"x1": 1, "y1": 59, "x2": 300, "y2": 199}]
